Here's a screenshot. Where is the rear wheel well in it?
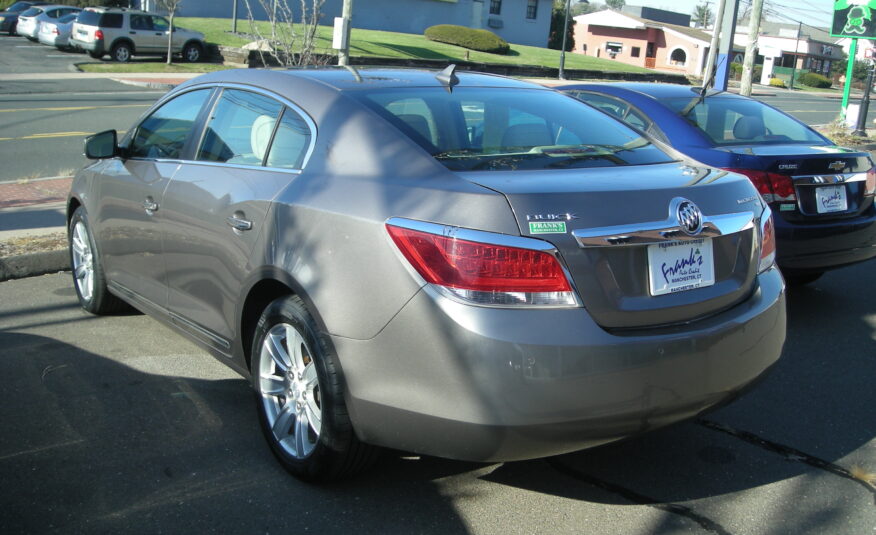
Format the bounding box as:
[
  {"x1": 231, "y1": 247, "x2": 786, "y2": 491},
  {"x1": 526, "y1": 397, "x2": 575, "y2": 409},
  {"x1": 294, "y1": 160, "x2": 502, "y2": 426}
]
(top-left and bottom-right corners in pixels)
[
  {"x1": 241, "y1": 279, "x2": 294, "y2": 371},
  {"x1": 67, "y1": 197, "x2": 82, "y2": 226},
  {"x1": 111, "y1": 38, "x2": 134, "y2": 53}
]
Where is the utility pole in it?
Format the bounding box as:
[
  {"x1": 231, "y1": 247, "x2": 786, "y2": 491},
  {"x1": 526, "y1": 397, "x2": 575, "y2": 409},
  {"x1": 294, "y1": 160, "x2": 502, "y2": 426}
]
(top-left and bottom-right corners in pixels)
[
  {"x1": 559, "y1": 0, "x2": 572, "y2": 80},
  {"x1": 740, "y1": 0, "x2": 764, "y2": 96},
  {"x1": 853, "y1": 63, "x2": 875, "y2": 136},
  {"x1": 338, "y1": 0, "x2": 353, "y2": 66},
  {"x1": 789, "y1": 21, "x2": 802, "y2": 90},
  {"x1": 703, "y1": 0, "x2": 727, "y2": 87}
]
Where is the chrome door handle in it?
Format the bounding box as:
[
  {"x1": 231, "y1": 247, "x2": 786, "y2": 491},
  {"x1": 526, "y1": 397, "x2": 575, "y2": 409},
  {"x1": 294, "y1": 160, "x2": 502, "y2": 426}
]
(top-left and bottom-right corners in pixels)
[
  {"x1": 226, "y1": 215, "x2": 252, "y2": 232},
  {"x1": 143, "y1": 198, "x2": 159, "y2": 214}
]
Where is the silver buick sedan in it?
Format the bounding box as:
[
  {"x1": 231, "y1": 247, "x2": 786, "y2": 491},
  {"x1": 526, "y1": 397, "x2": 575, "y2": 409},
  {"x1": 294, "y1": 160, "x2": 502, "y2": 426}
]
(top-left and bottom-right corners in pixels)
[{"x1": 68, "y1": 67, "x2": 786, "y2": 482}]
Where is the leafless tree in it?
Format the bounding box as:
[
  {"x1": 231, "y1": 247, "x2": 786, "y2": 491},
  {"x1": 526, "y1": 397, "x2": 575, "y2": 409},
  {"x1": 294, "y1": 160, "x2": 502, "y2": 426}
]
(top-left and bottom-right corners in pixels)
[
  {"x1": 158, "y1": 0, "x2": 184, "y2": 65},
  {"x1": 244, "y1": 0, "x2": 328, "y2": 67}
]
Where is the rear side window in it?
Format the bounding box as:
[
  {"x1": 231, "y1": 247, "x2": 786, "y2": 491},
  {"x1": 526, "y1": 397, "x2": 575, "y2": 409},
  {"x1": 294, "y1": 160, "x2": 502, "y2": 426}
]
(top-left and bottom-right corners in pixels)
[
  {"x1": 100, "y1": 13, "x2": 123, "y2": 28},
  {"x1": 665, "y1": 96, "x2": 825, "y2": 146},
  {"x1": 197, "y1": 89, "x2": 283, "y2": 165},
  {"x1": 129, "y1": 89, "x2": 211, "y2": 160},
  {"x1": 265, "y1": 109, "x2": 312, "y2": 169}
]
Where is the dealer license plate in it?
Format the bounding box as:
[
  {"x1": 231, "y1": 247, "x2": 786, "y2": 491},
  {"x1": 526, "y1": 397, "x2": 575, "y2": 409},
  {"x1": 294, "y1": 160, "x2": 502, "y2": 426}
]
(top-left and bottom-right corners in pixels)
[
  {"x1": 815, "y1": 185, "x2": 847, "y2": 214},
  {"x1": 647, "y1": 238, "x2": 715, "y2": 296}
]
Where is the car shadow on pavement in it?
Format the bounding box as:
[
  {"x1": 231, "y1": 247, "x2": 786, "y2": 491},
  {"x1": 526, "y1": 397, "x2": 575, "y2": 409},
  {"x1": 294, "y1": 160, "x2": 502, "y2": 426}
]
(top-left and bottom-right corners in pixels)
[{"x1": 0, "y1": 331, "x2": 479, "y2": 534}]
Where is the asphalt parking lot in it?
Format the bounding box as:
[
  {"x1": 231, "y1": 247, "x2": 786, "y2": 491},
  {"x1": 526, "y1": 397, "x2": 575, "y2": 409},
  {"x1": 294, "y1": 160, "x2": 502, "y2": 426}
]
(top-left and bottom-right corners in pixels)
[{"x1": 2, "y1": 265, "x2": 875, "y2": 534}]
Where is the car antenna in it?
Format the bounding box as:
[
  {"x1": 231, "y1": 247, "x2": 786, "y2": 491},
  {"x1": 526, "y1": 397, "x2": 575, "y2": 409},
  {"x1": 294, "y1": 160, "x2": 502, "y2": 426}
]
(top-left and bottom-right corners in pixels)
[
  {"x1": 436, "y1": 64, "x2": 459, "y2": 93},
  {"x1": 680, "y1": 55, "x2": 724, "y2": 117}
]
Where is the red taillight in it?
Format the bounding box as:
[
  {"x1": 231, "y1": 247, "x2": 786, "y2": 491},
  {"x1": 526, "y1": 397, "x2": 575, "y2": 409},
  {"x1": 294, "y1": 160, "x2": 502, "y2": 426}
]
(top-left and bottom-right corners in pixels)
[
  {"x1": 52, "y1": 27, "x2": 58, "y2": 35},
  {"x1": 866, "y1": 167, "x2": 876, "y2": 197},
  {"x1": 759, "y1": 211, "x2": 776, "y2": 273},
  {"x1": 725, "y1": 168, "x2": 796, "y2": 204},
  {"x1": 94, "y1": 29, "x2": 104, "y2": 40},
  {"x1": 386, "y1": 223, "x2": 578, "y2": 306}
]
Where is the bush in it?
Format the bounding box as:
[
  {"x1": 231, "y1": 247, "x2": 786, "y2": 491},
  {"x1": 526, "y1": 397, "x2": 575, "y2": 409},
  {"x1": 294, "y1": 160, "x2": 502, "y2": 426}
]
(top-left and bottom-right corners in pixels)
[
  {"x1": 800, "y1": 72, "x2": 832, "y2": 88},
  {"x1": 769, "y1": 77, "x2": 786, "y2": 88},
  {"x1": 424, "y1": 25, "x2": 510, "y2": 55}
]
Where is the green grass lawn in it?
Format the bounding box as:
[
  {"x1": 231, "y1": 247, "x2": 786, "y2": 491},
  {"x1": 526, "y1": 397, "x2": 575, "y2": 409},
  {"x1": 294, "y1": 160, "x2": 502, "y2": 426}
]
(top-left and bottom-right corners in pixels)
[{"x1": 176, "y1": 17, "x2": 652, "y2": 74}]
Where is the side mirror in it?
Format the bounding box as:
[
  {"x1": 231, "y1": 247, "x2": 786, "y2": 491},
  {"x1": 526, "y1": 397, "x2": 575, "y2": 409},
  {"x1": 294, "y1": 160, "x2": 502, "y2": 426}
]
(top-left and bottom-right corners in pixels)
[{"x1": 84, "y1": 129, "x2": 119, "y2": 159}]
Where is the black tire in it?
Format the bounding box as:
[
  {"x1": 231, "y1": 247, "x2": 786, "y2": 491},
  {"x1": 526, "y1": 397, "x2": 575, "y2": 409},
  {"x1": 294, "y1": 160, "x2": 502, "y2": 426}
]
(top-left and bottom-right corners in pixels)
[
  {"x1": 182, "y1": 41, "x2": 202, "y2": 63},
  {"x1": 68, "y1": 207, "x2": 128, "y2": 315},
  {"x1": 111, "y1": 42, "x2": 131, "y2": 63},
  {"x1": 88, "y1": 50, "x2": 103, "y2": 59},
  {"x1": 251, "y1": 295, "x2": 379, "y2": 482},
  {"x1": 783, "y1": 271, "x2": 824, "y2": 286}
]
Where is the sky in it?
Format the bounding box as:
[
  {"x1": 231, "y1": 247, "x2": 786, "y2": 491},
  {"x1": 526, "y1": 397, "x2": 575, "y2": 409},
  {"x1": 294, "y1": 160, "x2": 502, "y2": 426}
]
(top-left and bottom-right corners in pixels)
[{"x1": 620, "y1": 0, "x2": 835, "y2": 29}]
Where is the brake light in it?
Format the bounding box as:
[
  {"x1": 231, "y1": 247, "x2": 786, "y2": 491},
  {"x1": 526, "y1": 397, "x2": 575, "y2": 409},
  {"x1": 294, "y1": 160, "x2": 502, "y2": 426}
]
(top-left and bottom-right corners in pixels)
[
  {"x1": 94, "y1": 29, "x2": 103, "y2": 40},
  {"x1": 725, "y1": 168, "x2": 796, "y2": 204},
  {"x1": 866, "y1": 167, "x2": 875, "y2": 197},
  {"x1": 52, "y1": 27, "x2": 58, "y2": 35},
  {"x1": 386, "y1": 222, "x2": 578, "y2": 307},
  {"x1": 758, "y1": 210, "x2": 776, "y2": 273}
]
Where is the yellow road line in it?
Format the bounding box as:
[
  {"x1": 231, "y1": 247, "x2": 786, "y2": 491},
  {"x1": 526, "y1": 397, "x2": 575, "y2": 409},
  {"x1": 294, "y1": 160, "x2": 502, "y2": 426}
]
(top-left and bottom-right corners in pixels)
[
  {"x1": 0, "y1": 130, "x2": 127, "y2": 142},
  {"x1": 0, "y1": 103, "x2": 149, "y2": 113}
]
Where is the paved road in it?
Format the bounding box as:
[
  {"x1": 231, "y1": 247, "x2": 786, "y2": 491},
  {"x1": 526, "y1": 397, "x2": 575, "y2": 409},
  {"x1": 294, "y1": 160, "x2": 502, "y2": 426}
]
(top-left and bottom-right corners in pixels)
[
  {"x1": 755, "y1": 89, "x2": 875, "y2": 127},
  {"x1": 1, "y1": 266, "x2": 875, "y2": 534}
]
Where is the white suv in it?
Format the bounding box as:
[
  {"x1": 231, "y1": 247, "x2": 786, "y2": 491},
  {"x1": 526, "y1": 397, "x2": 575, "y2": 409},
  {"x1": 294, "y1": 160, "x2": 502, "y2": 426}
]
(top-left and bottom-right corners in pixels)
[{"x1": 70, "y1": 7, "x2": 205, "y2": 62}]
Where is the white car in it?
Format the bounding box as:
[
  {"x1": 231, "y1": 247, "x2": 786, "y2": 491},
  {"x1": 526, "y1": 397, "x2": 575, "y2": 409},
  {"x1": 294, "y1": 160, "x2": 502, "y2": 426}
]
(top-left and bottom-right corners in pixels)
[
  {"x1": 15, "y1": 4, "x2": 79, "y2": 40},
  {"x1": 37, "y1": 11, "x2": 77, "y2": 49}
]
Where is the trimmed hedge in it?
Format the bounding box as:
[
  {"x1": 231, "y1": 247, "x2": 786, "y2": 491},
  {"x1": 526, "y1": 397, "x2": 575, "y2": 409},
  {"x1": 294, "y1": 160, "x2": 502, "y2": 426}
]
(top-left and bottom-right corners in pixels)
[
  {"x1": 769, "y1": 77, "x2": 786, "y2": 88},
  {"x1": 424, "y1": 24, "x2": 510, "y2": 55},
  {"x1": 799, "y1": 72, "x2": 832, "y2": 88}
]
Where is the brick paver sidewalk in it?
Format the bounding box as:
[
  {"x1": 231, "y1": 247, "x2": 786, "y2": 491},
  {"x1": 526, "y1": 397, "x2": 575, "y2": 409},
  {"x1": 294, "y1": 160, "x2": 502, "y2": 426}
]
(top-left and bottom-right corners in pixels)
[{"x1": 0, "y1": 178, "x2": 72, "y2": 209}]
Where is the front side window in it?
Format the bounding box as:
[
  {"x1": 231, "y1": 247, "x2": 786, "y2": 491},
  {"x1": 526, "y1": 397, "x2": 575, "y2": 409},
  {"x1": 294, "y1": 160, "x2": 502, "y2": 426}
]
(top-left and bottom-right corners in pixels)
[
  {"x1": 356, "y1": 87, "x2": 673, "y2": 171},
  {"x1": 151, "y1": 16, "x2": 169, "y2": 32},
  {"x1": 197, "y1": 89, "x2": 282, "y2": 165},
  {"x1": 128, "y1": 89, "x2": 211, "y2": 159},
  {"x1": 490, "y1": 0, "x2": 501, "y2": 15},
  {"x1": 665, "y1": 96, "x2": 826, "y2": 146},
  {"x1": 526, "y1": 0, "x2": 537, "y2": 19}
]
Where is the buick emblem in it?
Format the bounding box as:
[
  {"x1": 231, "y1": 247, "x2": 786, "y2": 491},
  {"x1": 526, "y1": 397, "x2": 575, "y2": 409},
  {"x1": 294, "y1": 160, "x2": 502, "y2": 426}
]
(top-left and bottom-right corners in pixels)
[
  {"x1": 676, "y1": 199, "x2": 703, "y2": 236},
  {"x1": 828, "y1": 161, "x2": 846, "y2": 172}
]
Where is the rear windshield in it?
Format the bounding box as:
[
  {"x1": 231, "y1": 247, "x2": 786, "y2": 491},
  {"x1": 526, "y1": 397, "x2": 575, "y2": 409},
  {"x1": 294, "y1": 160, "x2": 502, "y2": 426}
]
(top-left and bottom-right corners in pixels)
[
  {"x1": 77, "y1": 10, "x2": 122, "y2": 28},
  {"x1": 20, "y1": 7, "x2": 42, "y2": 16},
  {"x1": 664, "y1": 96, "x2": 826, "y2": 146},
  {"x1": 355, "y1": 87, "x2": 673, "y2": 171}
]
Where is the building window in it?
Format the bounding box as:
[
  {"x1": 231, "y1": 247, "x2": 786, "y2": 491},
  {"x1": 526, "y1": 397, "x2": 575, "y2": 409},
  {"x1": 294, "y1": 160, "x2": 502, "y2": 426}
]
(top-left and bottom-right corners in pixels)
[
  {"x1": 526, "y1": 0, "x2": 537, "y2": 19},
  {"x1": 490, "y1": 0, "x2": 501, "y2": 15},
  {"x1": 605, "y1": 42, "x2": 623, "y2": 58},
  {"x1": 670, "y1": 48, "x2": 687, "y2": 66},
  {"x1": 631, "y1": 46, "x2": 641, "y2": 58}
]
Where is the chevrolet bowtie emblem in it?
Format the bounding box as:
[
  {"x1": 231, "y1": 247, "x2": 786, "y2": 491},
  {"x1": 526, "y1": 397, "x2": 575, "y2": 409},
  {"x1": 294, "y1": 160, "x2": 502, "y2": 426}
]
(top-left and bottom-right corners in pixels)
[{"x1": 828, "y1": 161, "x2": 846, "y2": 172}]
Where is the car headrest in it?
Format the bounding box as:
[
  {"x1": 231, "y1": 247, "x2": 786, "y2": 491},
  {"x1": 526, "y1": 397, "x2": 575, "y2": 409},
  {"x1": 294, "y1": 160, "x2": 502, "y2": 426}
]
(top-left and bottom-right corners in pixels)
[
  {"x1": 733, "y1": 115, "x2": 766, "y2": 140},
  {"x1": 251, "y1": 115, "x2": 276, "y2": 161},
  {"x1": 395, "y1": 114, "x2": 432, "y2": 144},
  {"x1": 501, "y1": 123, "x2": 552, "y2": 148}
]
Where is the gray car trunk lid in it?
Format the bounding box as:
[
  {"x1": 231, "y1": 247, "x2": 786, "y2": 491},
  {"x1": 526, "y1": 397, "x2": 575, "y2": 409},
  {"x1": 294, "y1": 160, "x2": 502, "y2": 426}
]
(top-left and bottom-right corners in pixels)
[{"x1": 459, "y1": 162, "x2": 764, "y2": 329}]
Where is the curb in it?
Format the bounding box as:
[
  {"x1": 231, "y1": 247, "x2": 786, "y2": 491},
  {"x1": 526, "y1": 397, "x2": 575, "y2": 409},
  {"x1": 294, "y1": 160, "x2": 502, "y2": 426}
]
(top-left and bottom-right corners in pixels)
[
  {"x1": 112, "y1": 78, "x2": 178, "y2": 91},
  {"x1": 0, "y1": 249, "x2": 69, "y2": 282}
]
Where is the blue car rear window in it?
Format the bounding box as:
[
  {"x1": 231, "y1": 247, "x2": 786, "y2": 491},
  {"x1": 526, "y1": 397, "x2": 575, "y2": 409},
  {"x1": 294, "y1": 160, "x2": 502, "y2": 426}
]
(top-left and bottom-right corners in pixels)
[
  {"x1": 665, "y1": 96, "x2": 825, "y2": 146},
  {"x1": 354, "y1": 87, "x2": 675, "y2": 171}
]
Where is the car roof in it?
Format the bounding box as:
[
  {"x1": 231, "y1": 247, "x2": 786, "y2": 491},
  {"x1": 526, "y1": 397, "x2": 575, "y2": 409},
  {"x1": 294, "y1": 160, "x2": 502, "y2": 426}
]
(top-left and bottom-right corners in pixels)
[{"x1": 190, "y1": 66, "x2": 544, "y2": 93}]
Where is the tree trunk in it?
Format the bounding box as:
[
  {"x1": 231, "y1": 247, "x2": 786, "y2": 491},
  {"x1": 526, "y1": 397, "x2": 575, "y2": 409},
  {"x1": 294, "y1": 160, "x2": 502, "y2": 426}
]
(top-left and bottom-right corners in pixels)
[{"x1": 166, "y1": 13, "x2": 174, "y2": 65}]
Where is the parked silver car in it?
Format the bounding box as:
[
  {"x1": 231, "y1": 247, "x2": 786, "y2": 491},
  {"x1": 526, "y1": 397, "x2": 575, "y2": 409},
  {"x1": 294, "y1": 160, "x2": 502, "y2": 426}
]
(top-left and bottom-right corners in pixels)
[
  {"x1": 69, "y1": 6, "x2": 205, "y2": 62},
  {"x1": 37, "y1": 11, "x2": 77, "y2": 49},
  {"x1": 15, "y1": 3, "x2": 78, "y2": 40},
  {"x1": 68, "y1": 67, "x2": 786, "y2": 482}
]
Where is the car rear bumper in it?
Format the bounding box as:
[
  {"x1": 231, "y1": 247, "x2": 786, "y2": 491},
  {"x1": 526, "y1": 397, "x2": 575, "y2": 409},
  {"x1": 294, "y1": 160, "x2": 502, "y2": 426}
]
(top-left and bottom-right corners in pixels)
[
  {"x1": 775, "y1": 203, "x2": 876, "y2": 272},
  {"x1": 333, "y1": 265, "x2": 786, "y2": 462},
  {"x1": 69, "y1": 38, "x2": 102, "y2": 54}
]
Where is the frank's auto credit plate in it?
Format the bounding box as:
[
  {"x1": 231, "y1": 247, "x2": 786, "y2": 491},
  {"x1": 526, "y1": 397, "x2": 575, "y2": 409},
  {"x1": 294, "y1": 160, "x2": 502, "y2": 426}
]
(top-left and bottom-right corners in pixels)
[
  {"x1": 815, "y1": 185, "x2": 847, "y2": 214},
  {"x1": 647, "y1": 238, "x2": 715, "y2": 296}
]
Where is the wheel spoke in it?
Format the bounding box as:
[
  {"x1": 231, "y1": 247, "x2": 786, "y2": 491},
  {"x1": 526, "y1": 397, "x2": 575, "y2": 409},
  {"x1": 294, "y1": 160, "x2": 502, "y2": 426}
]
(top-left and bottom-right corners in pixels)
[
  {"x1": 295, "y1": 413, "x2": 311, "y2": 455},
  {"x1": 302, "y1": 362, "x2": 317, "y2": 388},
  {"x1": 259, "y1": 375, "x2": 285, "y2": 396},
  {"x1": 71, "y1": 235, "x2": 86, "y2": 257},
  {"x1": 265, "y1": 331, "x2": 290, "y2": 372},
  {"x1": 75, "y1": 264, "x2": 88, "y2": 279},
  {"x1": 272, "y1": 400, "x2": 295, "y2": 441}
]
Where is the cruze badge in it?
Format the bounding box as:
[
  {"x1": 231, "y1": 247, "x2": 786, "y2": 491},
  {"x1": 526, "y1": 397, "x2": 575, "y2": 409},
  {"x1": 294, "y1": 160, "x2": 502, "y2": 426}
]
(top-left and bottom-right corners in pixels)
[
  {"x1": 828, "y1": 161, "x2": 846, "y2": 172},
  {"x1": 526, "y1": 213, "x2": 578, "y2": 221},
  {"x1": 676, "y1": 199, "x2": 703, "y2": 236}
]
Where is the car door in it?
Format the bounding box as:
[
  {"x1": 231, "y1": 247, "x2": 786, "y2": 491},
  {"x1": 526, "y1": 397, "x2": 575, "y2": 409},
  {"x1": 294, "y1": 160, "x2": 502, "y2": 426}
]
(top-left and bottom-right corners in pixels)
[
  {"x1": 128, "y1": 13, "x2": 159, "y2": 52},
  {"x1": 160, "y1": 87, "x2": 314, "y2": 352},
  {"x1": 149, "y1": 15, "x2": 172, "y2": 53},
  {"x1": 94, "y1": 88, "x2": 213, "y2": 308}
]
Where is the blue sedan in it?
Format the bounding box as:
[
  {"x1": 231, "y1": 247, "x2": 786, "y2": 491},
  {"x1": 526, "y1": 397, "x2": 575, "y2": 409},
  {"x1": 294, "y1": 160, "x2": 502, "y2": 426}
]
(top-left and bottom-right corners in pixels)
[{"x1": 560, "y1": 82, "x2": 876, "y2": 285}]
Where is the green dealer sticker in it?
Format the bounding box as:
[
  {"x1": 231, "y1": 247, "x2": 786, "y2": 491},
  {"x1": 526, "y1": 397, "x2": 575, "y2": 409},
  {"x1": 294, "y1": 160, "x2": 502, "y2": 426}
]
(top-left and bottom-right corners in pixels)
[{"x1": 529, "y1": 221, "x2": 567, "y2": 234}]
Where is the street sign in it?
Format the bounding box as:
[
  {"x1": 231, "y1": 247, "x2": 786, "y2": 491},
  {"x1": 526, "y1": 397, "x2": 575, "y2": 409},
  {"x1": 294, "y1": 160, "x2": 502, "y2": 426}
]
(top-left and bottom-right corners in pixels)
[{"x1": 832, "y1": 0, "x2": 876, "y2": 39}]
